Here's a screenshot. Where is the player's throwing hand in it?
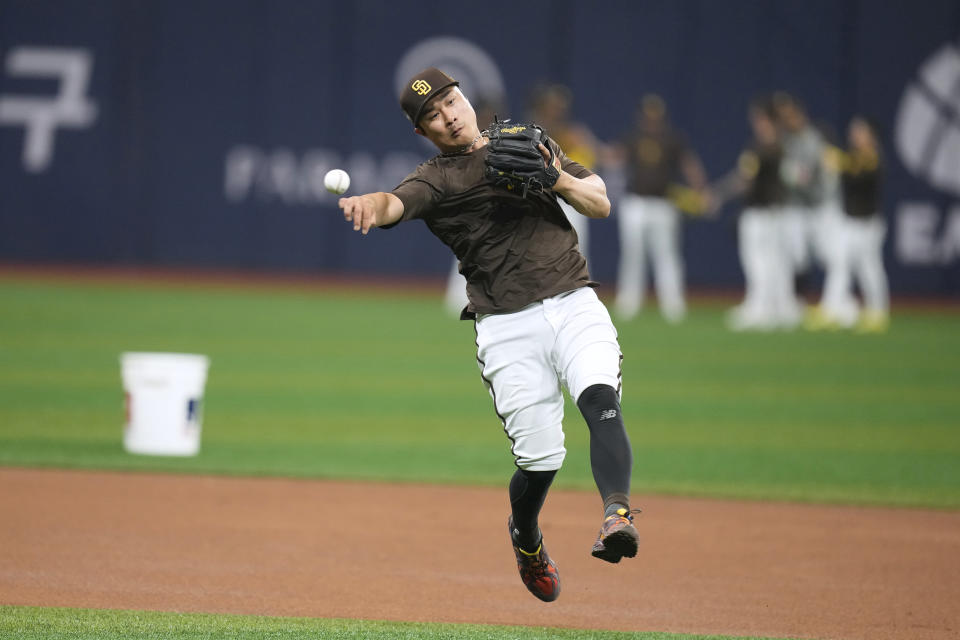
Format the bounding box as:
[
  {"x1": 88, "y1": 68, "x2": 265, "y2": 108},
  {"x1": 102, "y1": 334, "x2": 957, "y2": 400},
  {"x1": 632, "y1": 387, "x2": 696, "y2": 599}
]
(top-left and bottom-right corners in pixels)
[
  {"x1": 338, "y1": 192, "x2": 404, "y2": 235},
  {"x1": 339, "y1": 196, "x2": 375, "y2": 234}
]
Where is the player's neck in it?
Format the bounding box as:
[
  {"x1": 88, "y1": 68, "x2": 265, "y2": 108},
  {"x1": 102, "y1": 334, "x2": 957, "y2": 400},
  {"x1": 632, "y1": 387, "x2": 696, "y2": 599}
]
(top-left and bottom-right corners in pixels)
[
  {"x1": 442, "y1": 131, "x2": 485, "y2": 156},
  {"x1": 459, "y1": 132, "x2": 483, "y2": 153}
]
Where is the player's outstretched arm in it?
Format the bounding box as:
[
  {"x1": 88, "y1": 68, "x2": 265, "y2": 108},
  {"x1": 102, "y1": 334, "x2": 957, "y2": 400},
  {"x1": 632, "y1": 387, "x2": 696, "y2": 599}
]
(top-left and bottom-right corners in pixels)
[{"x1": 339, "y1": 192, "x2": 404, "y2": 234}]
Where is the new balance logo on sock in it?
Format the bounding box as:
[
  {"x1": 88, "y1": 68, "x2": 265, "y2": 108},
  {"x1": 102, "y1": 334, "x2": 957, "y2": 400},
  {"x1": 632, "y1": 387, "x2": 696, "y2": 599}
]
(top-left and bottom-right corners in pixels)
[{"x1": 599, "y1": 409, "x2": 618, "y2": 421}]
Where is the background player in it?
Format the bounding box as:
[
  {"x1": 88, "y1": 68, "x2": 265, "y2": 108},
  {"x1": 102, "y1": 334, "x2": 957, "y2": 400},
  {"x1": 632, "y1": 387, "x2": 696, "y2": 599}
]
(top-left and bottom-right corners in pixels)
[
  {"x1": 812, "y1": 115, "x2": 890, "y2": 332},
  {"x1": 773, "y1": 92, "x2": 836, "y2": 325},
  {"x1": 527, "y1": 83, "x2": 606, "y2": 266},
  {"x1": 612, "y1": 94, "x2": 709, "y2": 323},
  {"x1": 338, "y1": 68, "x2": 640, "y2": 602},
  {"x1": 713, "y1": 95, "x2": 794, "y2": 330}
]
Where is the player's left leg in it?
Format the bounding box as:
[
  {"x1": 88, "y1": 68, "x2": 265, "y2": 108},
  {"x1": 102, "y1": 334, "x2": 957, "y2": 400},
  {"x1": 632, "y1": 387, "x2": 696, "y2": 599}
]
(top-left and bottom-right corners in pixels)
[
  {"x1": 576, "y1": 382, "x2": 640, "y2": 563},
  {"x1": 575, "y1": 384, "x2": 631, "y2": 513},
  {"x1": 547, "y1": 288, "x2": 639, "y2": 562}
]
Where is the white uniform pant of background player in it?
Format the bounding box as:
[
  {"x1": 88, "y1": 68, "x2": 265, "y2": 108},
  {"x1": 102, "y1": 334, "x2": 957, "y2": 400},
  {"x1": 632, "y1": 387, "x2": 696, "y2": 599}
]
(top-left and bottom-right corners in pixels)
[
  {"x1": 445, "y1": 202, "x2": 590, "y2": 314},
  {"x1": 782, "y1": 204, "x2": 846, "y2": 279},
  {"x1": 559, "y1": 198, "x2": 590, "y2": 265},
  {"x1": 783, "y1": 203, "x2": 851, "y2": 317},
  {"x1": 475, "y1": 287, "x2": 622, "y2": 471},
  {"x1": 820, "y1": 215, "x2": 889, "y2": 323},
  {"x1": 614, "y1": 194, "x2": 685, "y2": 322},
  {"x1": 728, "y1": 207, "x2": 799, "y2": 330}
]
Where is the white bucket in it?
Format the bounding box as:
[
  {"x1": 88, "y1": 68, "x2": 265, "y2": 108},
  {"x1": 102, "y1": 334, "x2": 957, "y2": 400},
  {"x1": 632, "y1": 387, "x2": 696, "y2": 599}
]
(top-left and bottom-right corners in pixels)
[{"x1": 121, "y1": 352, "x2": 210, "y2": 456}]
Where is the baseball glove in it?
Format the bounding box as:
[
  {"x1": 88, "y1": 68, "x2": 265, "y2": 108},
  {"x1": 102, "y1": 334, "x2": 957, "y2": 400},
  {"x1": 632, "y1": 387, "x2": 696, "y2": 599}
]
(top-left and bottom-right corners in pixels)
[{"x1": 484, "y1": 117, "x2": 560, "y2": 198}]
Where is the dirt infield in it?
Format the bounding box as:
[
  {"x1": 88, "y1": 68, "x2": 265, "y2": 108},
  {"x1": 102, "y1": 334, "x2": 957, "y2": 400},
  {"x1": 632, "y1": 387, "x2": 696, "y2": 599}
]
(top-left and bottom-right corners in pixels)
[{"x1": 1, "y1": 468, "x2": 958, "y2": 640}]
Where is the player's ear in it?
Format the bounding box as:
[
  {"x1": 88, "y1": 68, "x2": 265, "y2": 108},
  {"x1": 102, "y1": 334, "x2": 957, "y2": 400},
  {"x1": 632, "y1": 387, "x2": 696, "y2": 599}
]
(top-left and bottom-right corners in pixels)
[{"x1": 414, "y1": 127, "x2": 426, "y2": 138}]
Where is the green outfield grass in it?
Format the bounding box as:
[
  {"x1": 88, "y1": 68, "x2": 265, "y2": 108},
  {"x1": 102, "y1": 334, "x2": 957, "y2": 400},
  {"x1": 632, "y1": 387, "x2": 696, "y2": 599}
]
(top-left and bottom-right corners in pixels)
[
  {"x1": 0, "y1": 606, "x2": 804, "y2": 640},
  {"x1": 1, "y1": 274, "x2": 959, "y2": 508}
]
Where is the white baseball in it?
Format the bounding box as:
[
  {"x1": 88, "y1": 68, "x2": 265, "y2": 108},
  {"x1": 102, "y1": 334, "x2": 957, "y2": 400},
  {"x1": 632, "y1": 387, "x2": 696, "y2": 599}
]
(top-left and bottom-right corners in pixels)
[{"x1": 324, "y1": 169, "x2": 350, "y2": 195}]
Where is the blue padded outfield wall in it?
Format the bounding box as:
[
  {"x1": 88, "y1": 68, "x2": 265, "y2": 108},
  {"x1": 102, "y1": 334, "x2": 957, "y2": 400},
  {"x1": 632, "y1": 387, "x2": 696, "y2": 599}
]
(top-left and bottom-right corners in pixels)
[{"x1": 2, "y1": 0, "x2": 959, "y2": 295}]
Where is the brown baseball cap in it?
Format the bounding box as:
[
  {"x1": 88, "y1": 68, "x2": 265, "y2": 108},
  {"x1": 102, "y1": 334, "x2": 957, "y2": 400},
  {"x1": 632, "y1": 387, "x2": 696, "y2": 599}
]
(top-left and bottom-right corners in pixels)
[{"x1": 399, "y1": 67, "x2": 459, "y2": 126}]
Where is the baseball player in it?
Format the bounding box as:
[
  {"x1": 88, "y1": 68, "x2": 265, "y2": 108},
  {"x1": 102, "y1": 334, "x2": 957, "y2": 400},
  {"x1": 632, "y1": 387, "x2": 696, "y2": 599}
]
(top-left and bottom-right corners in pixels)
[
  {"x1": 338, "y1": 68, "x2": 639, "y2": 602},
  {"x1": 772, "y1": 92, "x2": 834, "y2": 325},
  {"x1": 716, "y1": 95, "x2": 794, "y2": 330},
  {"x1": 527, "y1": 83, "x2": 604, "y2": 266},
  {"x1": 812, "y1": 115, "x2": 889, "y2": 332},
  {"x1": 613, "y1": 94, "x2": 708, "y2": 323}
]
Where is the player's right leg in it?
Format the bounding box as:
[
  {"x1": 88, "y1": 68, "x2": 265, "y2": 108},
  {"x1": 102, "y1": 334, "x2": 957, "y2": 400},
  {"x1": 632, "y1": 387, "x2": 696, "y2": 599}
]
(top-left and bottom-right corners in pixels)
[
  {"x1": 507, "y1": 484, "x2": 560, "y2": 602},
  {"x1": 475, "y1": 304, "x2": 566, "y2": 601},
  {"x1": 475, "y1": 305, "x2": 567, "y2": 474}
]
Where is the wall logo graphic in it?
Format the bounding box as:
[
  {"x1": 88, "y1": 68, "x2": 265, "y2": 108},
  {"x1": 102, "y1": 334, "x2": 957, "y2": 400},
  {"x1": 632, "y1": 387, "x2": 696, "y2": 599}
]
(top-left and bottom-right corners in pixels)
[
  {"x1": 893, "y1": 39, "x2": 960, "y2": 267},
  {"x1": 0, "y1": 46, "x2": 98, "y2": 172},
  {"x1": 226, "y1": 37, "x2": 507, "y2": 207},
  {"x1": 894, "y1": 40, "x2": 960, "y2": 197}
]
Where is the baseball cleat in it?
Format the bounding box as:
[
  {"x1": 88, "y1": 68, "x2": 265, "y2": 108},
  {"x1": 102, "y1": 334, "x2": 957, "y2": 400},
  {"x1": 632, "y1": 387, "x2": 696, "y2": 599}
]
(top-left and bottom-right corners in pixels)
[
  {"x1": 508, "y1": 515, "x2": 560, "y2": 602},
  {"x1": 591, "y1": 507, "x2": 641, "y2": 563}
]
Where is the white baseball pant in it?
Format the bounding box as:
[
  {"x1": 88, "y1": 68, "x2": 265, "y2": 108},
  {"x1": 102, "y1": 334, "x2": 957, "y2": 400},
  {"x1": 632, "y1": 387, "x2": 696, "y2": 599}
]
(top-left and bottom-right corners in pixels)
[
  {"x1": 475, "y1": 287, "x2": 622, "y2": 471},
  {"x1": 728, "y1": 207, "x2": 799, "y2": 330},
  {"x1": 820, "y1": 215, "x2": 889, "y2": 320},
  {"x1": 614, "y1": 194, "x2": 685, "y2": 322}
]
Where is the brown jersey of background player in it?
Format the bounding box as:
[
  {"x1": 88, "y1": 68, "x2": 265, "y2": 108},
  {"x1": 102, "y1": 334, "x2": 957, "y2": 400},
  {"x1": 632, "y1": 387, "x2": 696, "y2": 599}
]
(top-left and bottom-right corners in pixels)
[{"x1": 838, "y1": 124, "x2": 882, "y2": 219}]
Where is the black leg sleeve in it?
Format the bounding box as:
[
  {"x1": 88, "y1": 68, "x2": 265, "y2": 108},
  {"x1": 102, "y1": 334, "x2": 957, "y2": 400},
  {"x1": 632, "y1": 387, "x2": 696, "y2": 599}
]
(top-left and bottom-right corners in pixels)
[
  {"x1": 577, "y1": 383, "x2": 633, "y2": 512},
  {"x1": 508, "y1": 468, "x2": 557, "y2": 551}
]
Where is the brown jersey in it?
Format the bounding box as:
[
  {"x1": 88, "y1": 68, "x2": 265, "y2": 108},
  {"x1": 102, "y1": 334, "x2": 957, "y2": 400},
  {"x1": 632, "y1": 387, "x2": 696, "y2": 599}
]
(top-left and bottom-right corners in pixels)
[
  {"x1": 739, "y1": 141, "x2": 786, "y2": 208},
  {"x1": 623, "y1": 127, "x2": 690, "y2": 197},
  {"x1": 841, "y1": 149, "x2": 882, "y2": 218},
  {"x1": 389, "y1": 139, "x2": 595, "y2": 318}
]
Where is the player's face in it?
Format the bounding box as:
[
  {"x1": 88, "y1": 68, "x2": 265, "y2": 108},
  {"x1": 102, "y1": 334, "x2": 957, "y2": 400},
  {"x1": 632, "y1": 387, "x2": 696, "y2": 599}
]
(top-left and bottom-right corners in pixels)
[
  {"x1": 779, "y1": 105, "x2": 804, "y2": 132},
  {"x1": 538, "y1": 93, "x2": 569, "y2": 123},
  {"x1": 750, "y1": 109, "x2": 777, "y2": 145},
  {"x1": 848, "y1": 118, "x2": 874, "y2": 152},
  {"x1": 416, "y1": 87, "x2": 481, "y2": 152}
]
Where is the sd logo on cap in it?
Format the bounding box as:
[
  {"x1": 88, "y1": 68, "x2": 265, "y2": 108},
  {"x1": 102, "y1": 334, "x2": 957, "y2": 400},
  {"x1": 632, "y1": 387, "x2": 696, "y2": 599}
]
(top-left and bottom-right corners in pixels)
[{"x1": 400, "y1": 67, "x2": 459, "y2": 125}]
